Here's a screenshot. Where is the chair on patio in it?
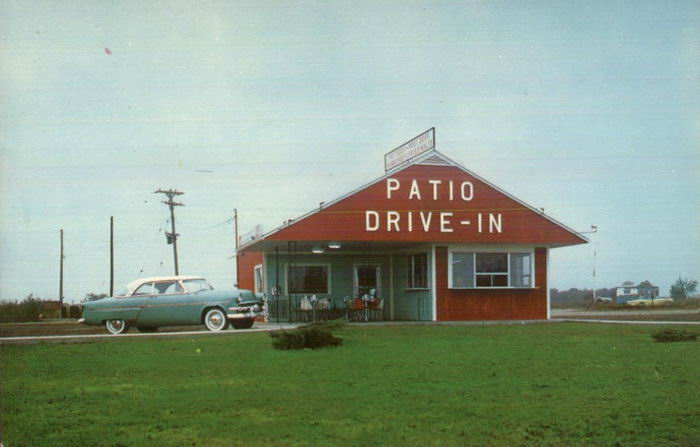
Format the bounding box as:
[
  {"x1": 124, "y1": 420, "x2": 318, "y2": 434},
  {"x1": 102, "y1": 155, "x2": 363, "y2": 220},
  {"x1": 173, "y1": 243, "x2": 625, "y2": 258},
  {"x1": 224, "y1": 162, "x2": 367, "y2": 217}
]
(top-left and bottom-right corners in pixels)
[{"x1": 369, "y1": 297, "x2": 384, "y2": 321}]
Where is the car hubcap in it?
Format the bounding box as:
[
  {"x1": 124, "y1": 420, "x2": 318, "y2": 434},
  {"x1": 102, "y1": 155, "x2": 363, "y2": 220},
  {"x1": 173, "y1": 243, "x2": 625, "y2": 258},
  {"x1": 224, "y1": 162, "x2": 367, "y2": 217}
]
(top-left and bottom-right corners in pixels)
[
  {"x1": 207, "y1": 311, "x2": 224, "y2": 330},
  {"x1": 107, "y1": 320, "x2": 124, "y2": 333}
]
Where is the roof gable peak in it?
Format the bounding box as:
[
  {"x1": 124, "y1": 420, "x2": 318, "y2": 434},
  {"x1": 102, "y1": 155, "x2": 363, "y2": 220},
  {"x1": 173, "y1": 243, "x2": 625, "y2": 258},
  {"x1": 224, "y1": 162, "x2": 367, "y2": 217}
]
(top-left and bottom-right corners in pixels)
[{"x1": 387, "y1": 149, "x2": 462, "y2": 173}]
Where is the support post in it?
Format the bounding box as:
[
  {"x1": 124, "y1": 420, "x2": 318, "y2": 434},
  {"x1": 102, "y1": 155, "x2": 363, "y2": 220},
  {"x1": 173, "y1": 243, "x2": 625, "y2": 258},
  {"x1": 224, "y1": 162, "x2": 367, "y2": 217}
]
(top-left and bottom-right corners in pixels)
[
  {"x1": 234, "y1": 209, "x2": 239, "y2": 287},
  {"x1": 59, "y1": 229, "x2": 64, "y2": 313},
  {"x1": 110, "y1": 216, "x2": 114, "y2": 296}
]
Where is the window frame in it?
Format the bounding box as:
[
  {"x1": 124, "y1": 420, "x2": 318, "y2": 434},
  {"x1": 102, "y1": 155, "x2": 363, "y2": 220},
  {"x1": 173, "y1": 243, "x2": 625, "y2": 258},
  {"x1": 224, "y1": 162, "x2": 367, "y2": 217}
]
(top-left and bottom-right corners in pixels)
[
  {"x1": 182, "y1": 279, "x2": 214, "y2": 293},
  {"x1": 285, "y1": 263, "x2": 331, "y2": 295},
  {"x1": 253, "y1": 264, "x2": 264, "y2": 295},
  {"x1": 152, "y1": 280, "x2": 185, "y2": 295},
  {"x1": 448, "y1": 249, "x2": 535, "y2": 290},
  {"x1": 474, "y1": 252, "x2": 509, "y2": 288},
  {"x1": 131, "y1": 282, "x2": 155, "y2": 296},
  {"x1": 406, "y1": 252, "x2": 429, "y2": 290}
]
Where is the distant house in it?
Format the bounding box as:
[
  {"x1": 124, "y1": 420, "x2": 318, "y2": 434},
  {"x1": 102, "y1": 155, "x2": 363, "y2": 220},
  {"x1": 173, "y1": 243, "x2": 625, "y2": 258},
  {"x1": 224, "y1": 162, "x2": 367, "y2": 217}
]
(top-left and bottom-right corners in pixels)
[{"x1": 616, "y1": 280, "x2": 659, "y2": 304}]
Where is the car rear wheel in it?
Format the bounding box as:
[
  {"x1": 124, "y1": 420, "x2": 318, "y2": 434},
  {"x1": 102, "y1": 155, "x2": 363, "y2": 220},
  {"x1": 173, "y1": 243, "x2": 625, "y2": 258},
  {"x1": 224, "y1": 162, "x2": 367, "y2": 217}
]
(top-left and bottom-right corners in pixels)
[
  {"x1": 105, "y1": 319, "x2": 129, "y2": 335},
  {"x1": 231, "y1": 318, "x2": 254, "y2": 330},
  {"x1": 137, "y1": 327, "x2": 159, "y2": 333},
  {"x1": 204, "y1": 308, "x2": 229, "y2": 331}
]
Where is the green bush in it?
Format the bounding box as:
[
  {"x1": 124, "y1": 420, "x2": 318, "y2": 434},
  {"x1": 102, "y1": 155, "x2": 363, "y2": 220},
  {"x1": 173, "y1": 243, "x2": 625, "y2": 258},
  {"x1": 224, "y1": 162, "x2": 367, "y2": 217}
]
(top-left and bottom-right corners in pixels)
[
  {"x1": 68, "y1": 305, "x2": 83, "y2": 319},
  {"x1": 651, "y1": 328, "x2": 698, "y2": 342},
  {"x1": 270, "y1": 326, "x2": 343, "y2": 350},
  {"x1": 0, "y1": 297, "x2": 44, "y2": 323}
]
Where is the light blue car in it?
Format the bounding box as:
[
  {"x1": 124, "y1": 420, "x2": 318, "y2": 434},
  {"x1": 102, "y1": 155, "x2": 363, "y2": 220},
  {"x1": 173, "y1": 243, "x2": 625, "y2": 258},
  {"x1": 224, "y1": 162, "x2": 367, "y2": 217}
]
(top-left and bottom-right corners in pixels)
[{"x1": 79, "y1": 276, "x2": 265, "y2": 334}]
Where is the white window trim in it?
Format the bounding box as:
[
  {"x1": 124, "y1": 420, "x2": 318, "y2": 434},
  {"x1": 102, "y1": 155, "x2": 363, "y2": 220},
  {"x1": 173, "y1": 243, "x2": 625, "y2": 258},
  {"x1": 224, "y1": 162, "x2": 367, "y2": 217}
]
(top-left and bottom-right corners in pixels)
[
  {"x1": 406, "y1": 252, "x2": 430, "y2": 291},
  {"x1": 253, "y1": 264, "x2": 264, "y2": 295},
  {"x1": 284, "y1": 263, "x2": 332, "y2": 296},
  {"x1": 447, "y1": 248, "x2": 536, "y2": 290}
]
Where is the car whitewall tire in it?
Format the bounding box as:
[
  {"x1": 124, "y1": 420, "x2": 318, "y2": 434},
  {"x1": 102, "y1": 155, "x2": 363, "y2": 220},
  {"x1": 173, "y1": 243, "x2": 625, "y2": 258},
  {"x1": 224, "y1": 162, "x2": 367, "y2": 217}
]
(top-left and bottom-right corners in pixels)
[
  {"x1": 105, "y1": 319, "x2": 129, "y2": 335},
  {"x1": 204, "y1": 308, "x2": 229, "y2": 331}
]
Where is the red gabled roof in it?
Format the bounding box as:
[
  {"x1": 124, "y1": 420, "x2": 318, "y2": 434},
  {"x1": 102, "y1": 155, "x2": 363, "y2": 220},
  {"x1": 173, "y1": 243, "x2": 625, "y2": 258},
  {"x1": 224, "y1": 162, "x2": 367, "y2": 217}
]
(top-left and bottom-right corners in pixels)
[{"x1": 239, "y1": 151, "x2": 587, "y2": 251}]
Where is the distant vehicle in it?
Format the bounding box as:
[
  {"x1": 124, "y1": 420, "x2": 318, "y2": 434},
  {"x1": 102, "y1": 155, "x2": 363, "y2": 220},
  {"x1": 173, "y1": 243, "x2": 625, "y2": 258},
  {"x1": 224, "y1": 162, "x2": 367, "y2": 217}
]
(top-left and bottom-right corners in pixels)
[
  {"x1": 594, "y1": 297, "x2": 613, "y2": 303},
  {"x1": 625, "y1": 298, "x2": 673, "y2": 307},
  {"x1": 79, "y1": 276, "x2": 265, "y2": 334}
]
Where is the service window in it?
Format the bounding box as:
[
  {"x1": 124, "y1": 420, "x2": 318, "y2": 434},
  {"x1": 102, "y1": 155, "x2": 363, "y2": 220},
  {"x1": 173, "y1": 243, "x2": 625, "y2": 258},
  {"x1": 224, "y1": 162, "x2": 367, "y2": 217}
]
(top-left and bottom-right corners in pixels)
[
  {"x1": 450, "y1": 252, "x2": 534, "y2": 289},
  {"x1": 475, "y1": 253, "x2": 508, "y2": 287},
  {"x1": 407, "y1": 253, "x2": 428, "y2": 289},
  {"x1": 288, "y1": 265, "x2": 329, "y2": 294}
]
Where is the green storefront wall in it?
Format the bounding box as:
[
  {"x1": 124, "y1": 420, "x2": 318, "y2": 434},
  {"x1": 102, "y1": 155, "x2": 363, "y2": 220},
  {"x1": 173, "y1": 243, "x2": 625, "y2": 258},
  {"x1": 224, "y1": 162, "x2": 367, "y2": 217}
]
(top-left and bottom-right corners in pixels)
[{"x1": 263, "y1": 249, "x2": 433, "y2": 322}]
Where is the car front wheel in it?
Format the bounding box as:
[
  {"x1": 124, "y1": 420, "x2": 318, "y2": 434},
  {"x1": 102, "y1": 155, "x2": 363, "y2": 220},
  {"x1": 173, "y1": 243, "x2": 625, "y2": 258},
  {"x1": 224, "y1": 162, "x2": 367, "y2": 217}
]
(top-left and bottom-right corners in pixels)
[
  {"x1": 204, "y1": 308, "x2": 229, "y2": 331},
  {"x1": 105, "y1": 319, "x2": 129, "y2": 335}
]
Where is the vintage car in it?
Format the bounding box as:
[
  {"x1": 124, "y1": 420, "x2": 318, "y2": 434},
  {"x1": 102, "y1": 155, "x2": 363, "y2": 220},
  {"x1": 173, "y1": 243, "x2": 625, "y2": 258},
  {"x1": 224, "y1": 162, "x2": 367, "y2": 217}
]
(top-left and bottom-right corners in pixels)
[{"x1": 79, "y1": 276, "x2": 265, "y2": 334}]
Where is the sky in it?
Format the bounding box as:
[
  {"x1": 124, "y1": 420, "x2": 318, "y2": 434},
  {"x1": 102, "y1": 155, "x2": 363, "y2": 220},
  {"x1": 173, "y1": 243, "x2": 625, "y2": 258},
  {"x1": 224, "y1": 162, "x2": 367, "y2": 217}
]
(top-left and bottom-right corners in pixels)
[{"x1": 1, "y1": 0, "x2": 698, "y2": 302}]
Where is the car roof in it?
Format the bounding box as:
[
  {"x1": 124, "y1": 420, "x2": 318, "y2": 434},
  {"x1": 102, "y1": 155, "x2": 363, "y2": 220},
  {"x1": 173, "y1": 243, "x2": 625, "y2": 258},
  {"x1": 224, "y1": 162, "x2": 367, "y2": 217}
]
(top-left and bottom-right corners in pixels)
[{"x1": 126, "y1": 276, "x2": 205, "y2": 294}]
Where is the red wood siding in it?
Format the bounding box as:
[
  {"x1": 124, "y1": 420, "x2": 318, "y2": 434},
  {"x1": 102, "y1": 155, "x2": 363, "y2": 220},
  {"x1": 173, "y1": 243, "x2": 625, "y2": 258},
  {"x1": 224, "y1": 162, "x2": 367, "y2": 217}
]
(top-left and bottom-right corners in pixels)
[
  {"x1": 236, "y1": 251, "x2": 263, "y2": 291},
  {"x1": 435, "y1": 246, "x2": 548, "y2": 321},
  {"x1": 266, "y1": 165, "x2": 584, "y2": 246}
]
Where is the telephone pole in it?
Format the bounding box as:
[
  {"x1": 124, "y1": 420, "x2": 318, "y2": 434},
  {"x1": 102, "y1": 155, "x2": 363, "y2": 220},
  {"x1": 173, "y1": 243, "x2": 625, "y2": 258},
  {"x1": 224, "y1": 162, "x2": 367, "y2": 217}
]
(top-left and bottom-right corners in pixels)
[
  {"x1": 234, "y1": 209, "x2": 239, "y2": 287},
  {"x1": 110, "y1": 216, "x2": 114, "y2": 296},
  {"x1": 59, "y1": 229, "x2": 64, "y2": 312},
  {"x1": 154, "y1": 189, "x2": 184, "y2": 275}
]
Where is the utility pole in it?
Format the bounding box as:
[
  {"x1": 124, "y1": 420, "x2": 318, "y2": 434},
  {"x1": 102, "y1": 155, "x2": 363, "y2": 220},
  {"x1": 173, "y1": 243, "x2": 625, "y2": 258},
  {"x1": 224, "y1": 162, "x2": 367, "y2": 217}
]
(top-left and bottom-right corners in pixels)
[
  {"x1": 110, "y1": 216, "x2": 114, "y2": 296},
  {"x1": 580, "y1": 225, "x2": 598, "y2": 309},
  {"x1": 234, "y1": 209, "x2": 239, "y2": 249},
  {"x1": 233, "y1": 209, "x2": 239, "y2": 287},
  {"x1": 154, "y1": 189, "x2": 184, "y2": 275},
  {"x1": 59, "y1": 229, "x2": 64, "y2": 315}
]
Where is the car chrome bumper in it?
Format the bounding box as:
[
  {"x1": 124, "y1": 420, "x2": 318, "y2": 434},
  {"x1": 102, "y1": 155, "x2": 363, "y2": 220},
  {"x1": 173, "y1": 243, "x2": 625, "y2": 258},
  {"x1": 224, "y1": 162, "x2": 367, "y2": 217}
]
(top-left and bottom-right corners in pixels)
[
  {"x1": 227, "y1": 311, "x2": 262, "y2": 320},
  {"x1": 78, "y1": 318, "x2": 86, "y2": 324},
  {"x1": 227, "y1": 305, "x2": 264, "y2": 320}
]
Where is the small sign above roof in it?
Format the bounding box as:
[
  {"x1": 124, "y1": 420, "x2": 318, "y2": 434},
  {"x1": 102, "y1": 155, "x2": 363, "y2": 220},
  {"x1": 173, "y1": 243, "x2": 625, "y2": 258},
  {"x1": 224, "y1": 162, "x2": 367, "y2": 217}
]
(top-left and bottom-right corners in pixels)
[{"x1": 384, "y1": 127, "x2": 435, "y2": 172}]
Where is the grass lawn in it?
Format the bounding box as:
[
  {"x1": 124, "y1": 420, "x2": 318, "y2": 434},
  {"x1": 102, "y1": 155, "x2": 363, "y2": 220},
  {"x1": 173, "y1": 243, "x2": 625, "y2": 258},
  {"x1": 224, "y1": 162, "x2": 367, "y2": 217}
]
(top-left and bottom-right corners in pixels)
[{"x1": 1, "y1": 323, "x2": 699, "y2": 446}]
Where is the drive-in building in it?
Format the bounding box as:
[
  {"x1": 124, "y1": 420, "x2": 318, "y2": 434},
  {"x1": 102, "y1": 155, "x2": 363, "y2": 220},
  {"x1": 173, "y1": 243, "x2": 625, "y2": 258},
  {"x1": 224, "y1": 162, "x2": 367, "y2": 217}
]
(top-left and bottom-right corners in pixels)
[{"x1": 237, "y1": 129, "x2": 587, "y2": 322}]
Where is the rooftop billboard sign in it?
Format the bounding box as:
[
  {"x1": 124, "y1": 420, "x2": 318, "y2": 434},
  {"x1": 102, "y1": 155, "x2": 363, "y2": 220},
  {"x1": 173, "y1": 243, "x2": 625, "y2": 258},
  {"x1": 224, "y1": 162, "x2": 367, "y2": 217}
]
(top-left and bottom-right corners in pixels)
[{"x1": 384, "y1": 128, "x2": 435, "y2": 172}]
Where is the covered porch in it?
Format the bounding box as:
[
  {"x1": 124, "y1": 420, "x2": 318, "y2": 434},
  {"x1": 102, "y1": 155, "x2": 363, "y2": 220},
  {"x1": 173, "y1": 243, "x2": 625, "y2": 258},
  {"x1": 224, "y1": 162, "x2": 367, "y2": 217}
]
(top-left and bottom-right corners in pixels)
[{"x1": 244, "y1": 240, "x2": 435, "y2": 323}]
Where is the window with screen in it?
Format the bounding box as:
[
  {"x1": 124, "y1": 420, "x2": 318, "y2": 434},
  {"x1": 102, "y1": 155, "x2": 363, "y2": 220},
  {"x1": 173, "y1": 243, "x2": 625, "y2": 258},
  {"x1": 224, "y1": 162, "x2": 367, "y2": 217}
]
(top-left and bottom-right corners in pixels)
[{"x1": 288, "y1": 265, "x2": 329, "y2": 294}]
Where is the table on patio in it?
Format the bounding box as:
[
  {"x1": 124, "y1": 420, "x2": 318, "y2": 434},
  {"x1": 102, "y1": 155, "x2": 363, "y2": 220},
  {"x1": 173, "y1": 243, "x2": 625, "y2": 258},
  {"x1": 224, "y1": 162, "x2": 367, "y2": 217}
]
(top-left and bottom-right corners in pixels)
[{"x1": 289, "y1": 296, "x2": 384, "y2": 323}]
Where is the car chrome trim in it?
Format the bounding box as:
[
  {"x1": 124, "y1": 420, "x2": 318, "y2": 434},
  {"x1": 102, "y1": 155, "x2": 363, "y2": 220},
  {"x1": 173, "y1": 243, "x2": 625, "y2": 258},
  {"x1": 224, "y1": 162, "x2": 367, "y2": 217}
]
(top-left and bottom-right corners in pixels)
[
  {"x1": 228, "y1": 314, "x2": 249, "y2": 319},
  {"x1": 78, "y1": 318, "x2": 86, "y2": 324}
]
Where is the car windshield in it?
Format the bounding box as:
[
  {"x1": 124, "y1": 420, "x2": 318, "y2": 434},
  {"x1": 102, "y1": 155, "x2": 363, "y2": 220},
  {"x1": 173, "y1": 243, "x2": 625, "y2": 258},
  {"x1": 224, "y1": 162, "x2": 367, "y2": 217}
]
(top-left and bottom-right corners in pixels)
[{"x1": 183, "y1": 279, "x2": 213, "y2": 293}]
